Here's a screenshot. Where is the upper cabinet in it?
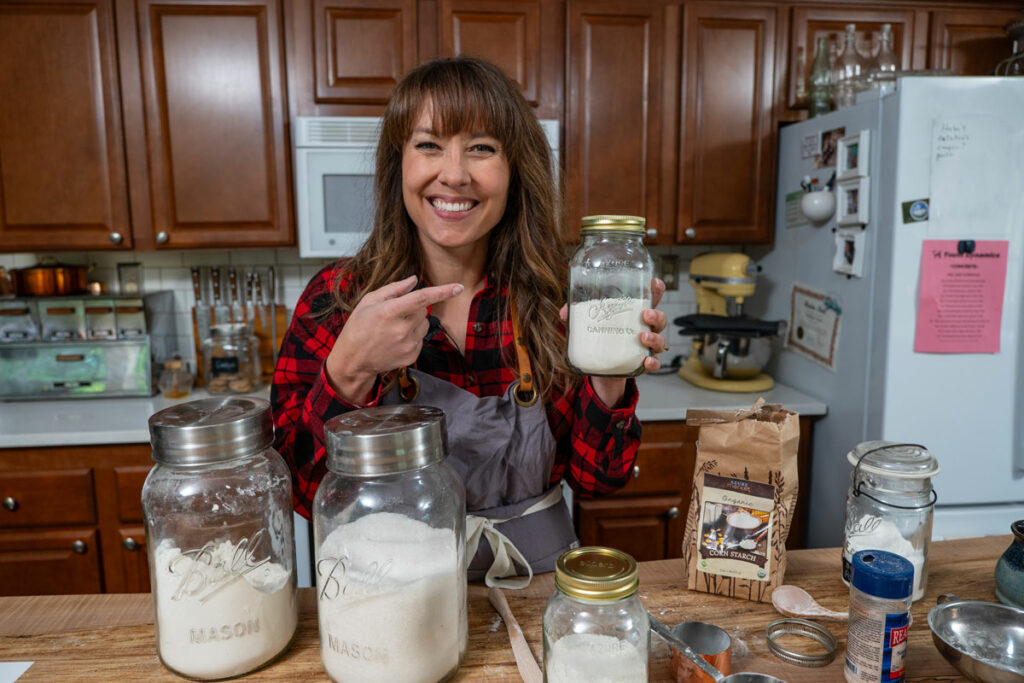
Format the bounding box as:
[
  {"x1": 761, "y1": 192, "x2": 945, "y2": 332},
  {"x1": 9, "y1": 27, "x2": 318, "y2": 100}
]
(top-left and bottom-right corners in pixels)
[
  {"x1": 929, "y1": 8, "x2": 1023, "y2": 76},
  {"x1": 0, "y1": 0, "x2": 294, "y2": 252}
]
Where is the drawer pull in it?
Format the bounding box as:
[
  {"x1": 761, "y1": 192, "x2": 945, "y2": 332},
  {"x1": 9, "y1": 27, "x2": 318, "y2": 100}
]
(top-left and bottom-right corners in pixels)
[
  {"x1": 123, "y1": 537, "x2": 139, "y2": 551},
  {"x1": 55, "y1": 354, "x2": 86, "y2": 363},
  {"x1": 2, "y1": 496, "x2": 17, "y2": 512},
  {"x1": 71, "y1": 540, "x2": 88, "y2": 554},
  {"x1": 666, "y1": 506, "x2": 680, "y2": 519},
  {"x1": 632, "y1": 465, "x2": 640, "y2": 478}
]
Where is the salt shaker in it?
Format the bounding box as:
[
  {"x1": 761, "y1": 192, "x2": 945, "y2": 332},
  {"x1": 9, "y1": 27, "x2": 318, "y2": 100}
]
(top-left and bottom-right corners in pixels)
[
  {"x1": 143, "y1": 397, "x2": 298, "y2": 680},
  {"x1": 315, "y1": 405, "x2": 467, "y2": 683},
  {"x1": 842, "y1": 441, "x2": 939, "y2": 602},
  {"x1": 845, "y1": 549, "x2": 913, "y2": 683},
  {"x1": 542, "y1": 546, "x2": 649, "y2": 682},
  {"x1": 567, "y1": 215, "x2": 653, "y2": 377}
]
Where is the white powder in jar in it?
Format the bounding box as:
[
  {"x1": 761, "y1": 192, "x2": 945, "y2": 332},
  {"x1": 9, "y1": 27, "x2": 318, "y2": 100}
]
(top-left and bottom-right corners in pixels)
[
  {"x1": 844, "y1": 514, "x2": 926, "y2": 601},
  {"x1": 316, "y1": 512, "x2": 466, "y2": 683},
  {"x1": 568, "y1": 298, "x2": 649, "y2": 375},
  {"x1": 545, "y1": 633, "x2": 647, "y2": 683},
  {"x1": 153, "y1": 538, "x2": 297, "y2": 679}
]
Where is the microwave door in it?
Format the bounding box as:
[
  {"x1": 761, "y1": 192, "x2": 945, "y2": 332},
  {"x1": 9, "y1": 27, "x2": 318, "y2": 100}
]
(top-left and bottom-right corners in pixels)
[{"x1": 297, "y1": 147, "x2": 376, "y2": 258}]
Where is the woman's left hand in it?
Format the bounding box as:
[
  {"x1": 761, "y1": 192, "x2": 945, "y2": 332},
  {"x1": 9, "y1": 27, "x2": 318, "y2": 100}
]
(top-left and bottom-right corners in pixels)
[{"x1": 641, "y1": 277, "x2": 669, "y2": 372}]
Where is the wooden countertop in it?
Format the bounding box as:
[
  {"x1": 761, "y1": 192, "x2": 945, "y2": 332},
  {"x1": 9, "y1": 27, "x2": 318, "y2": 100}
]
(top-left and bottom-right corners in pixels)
[{"x1": 0, "y1": 536, "x2": 1008, "y2": 681}]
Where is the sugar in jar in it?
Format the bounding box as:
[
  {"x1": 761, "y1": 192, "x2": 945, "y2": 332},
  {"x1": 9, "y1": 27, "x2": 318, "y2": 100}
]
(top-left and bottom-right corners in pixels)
[
  {"x1": 143, "y1": 397, "x2": 298, "y2": 680},
  {"x1": 567, "y1": 215, "x2": 653, "y2": 376},
  {"x1": 542, "y1": 546, "x2": 649, "y2": 681}
]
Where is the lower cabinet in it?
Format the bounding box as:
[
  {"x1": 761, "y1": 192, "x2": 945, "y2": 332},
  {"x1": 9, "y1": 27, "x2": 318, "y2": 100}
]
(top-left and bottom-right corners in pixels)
[
  {"x1": 575, "y1": 416, "x2": 813, "y2": 562},
  {"x1": 0, "y1": 444, "x2": 153, "y2": 595}
]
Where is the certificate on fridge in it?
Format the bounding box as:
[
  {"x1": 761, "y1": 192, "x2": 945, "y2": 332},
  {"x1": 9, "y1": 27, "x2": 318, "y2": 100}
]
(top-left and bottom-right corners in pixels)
[
  {"x1": 786, "y1": 283, "x2": 841, "y2": 371},
  {"x1": 914, "y1": 239, "x2": 1009, "y2": 353}
]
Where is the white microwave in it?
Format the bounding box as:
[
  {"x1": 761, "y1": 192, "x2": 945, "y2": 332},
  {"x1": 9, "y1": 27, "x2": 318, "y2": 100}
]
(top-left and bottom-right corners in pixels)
[{"x1": 293, "y1": 115, "x2": 561, "y2": 259}]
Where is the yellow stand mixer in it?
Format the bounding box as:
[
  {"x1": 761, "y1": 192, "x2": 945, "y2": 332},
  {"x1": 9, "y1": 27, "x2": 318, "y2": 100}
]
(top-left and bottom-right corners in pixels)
[{"x1": 676, "y1": 253, "x2": 785, "y2": 392}]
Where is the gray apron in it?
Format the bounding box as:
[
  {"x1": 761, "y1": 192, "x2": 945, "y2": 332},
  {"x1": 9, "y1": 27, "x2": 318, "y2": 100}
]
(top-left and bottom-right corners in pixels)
[{"x1": 382, "y1": 368, "x2": 578, "y2": 587}]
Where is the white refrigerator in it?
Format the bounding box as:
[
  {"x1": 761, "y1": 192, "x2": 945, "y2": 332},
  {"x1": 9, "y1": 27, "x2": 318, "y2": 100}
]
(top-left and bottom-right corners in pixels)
[{"x1": 750, "y1": 77, "x2": 1024, "y2": 547}]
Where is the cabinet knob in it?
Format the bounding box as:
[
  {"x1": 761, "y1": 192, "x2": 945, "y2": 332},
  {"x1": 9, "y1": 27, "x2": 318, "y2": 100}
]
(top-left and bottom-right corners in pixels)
[
  {"x1": 666, "y1": 506, "x2": 680, "y2": 519},
  {"x1": 123, "y1": 537, "x2": 139, "y2": 551},
  {"x1": 632, "y1": 465, "x2": 641, "y2": 478},
  {"x1": 645, "y1": 228, "x2": 657, "y2": 238},
  {"x1": 684, "y1": 227, "x2": 697, "y2": 239},
  {"x1": 2, "y1": 496, "x2": 17, "y2": 512},
  {"x1": 156, "y1": 231, "x2": 169, "y2": 244},
  {"x1": 71, "y1": 540, "x2": 87, "y2": 554},
  {"x1": 109, "y1": 231, "x2": 123, "y2": 245}
]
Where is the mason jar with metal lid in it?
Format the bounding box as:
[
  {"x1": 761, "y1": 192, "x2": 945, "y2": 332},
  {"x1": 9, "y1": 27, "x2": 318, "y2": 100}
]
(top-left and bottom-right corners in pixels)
[
  {"x1": 842, "y1": 441, "x2": 940, "y2": 602},
  {"x1": 315, "y1": 405, "x2": 467, "y2": 683},
  {"x1": 201, "y1": 323, "x2": 260, "y2": 394},
  {"x1": 143, "y1": 397, "x2": 298, "y2": 680},
  {"x1": 567, "y1": 215, "x2": 653, "y2": 377},
  {"x1": 542, "y1": 546, "x2": 649, "y2": 682}
]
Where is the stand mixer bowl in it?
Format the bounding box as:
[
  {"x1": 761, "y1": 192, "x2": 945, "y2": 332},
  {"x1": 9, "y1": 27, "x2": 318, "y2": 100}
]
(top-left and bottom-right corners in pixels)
[{"x1": 695, "y1": 333, "x2": 774, "y2": 379}]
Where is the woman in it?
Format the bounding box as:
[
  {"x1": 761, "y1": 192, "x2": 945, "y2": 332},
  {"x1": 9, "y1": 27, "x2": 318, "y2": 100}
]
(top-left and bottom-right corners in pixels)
[{"x1": 271, "y1": 56, "x2": 668, "y2": 586}]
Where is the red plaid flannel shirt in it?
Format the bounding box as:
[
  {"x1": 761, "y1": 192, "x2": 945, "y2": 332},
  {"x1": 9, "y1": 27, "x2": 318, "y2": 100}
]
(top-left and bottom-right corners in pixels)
[{"x1": 270, "y1": 263, "x2": 642, "y2": 519}]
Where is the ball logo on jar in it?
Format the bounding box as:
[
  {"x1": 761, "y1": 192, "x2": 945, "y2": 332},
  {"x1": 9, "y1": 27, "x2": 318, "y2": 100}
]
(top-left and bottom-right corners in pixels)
[
  {"x1": 586, "y1": 297, "x2": 637, "y2": 325},
  {"x1": 316, "y1": 554, "x2": 394, "y2": 600},
  {"x1": 168, "y1": 530, "x2": 271, "y2": 603}
]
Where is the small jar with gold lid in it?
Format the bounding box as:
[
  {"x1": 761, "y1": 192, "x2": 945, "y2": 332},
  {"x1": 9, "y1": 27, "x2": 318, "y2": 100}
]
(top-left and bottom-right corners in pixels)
[{"x1": 542, "y1": 546, "x2": 649, "y2": 682}]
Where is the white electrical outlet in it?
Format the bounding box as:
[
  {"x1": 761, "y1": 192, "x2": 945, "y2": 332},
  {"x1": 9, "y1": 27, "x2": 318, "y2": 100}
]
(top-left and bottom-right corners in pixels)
[{"x1": 658, "y1": 255, "x2": 679, "y2": 290}]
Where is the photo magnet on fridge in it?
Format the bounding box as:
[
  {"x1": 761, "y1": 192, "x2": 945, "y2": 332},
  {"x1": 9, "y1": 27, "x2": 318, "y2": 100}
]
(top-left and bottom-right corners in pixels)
[{"x1": 833, "y1": 229, "x2": 866, "y2": 278}]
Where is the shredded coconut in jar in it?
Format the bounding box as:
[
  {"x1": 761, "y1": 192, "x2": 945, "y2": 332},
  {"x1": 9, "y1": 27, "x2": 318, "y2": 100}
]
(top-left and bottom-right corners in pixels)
[
  {"x1": 317, "y1": 512, "x2": 466, "y2": 683},
  {"x1": 153, "y1": 538, "x2": 297, "y2": 679},
  {"x1": 568, "y1": 298, "x2": 649, "y2": 375},
  {"x1": 546, "y1": 633, "x2": 647, "y2": 683}
]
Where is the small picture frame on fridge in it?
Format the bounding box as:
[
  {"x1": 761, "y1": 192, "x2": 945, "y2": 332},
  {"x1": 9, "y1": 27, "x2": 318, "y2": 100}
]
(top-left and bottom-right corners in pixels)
[
  {"x1": 836, "y1": 130, "x2": 869, "y2": 180},
  {"x1": 836, "y1": 177, "x2": 870, "y2": 226}
]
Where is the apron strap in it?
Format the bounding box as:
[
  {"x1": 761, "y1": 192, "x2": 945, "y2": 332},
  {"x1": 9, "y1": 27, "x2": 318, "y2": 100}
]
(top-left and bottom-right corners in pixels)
[
  {"x1": 509, "y1": 299, "x2": 538, "y2": 407},
  {"x1": 466, "y1": 485, "x2": 564, "y2": 589}
]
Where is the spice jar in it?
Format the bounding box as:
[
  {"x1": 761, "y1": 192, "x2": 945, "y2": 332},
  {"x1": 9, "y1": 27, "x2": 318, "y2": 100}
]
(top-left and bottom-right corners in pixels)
[
  {"x1": 845, "y1": 549, "x2": 913, "y2": 683},
  {"x1": 201, "y1": 323, "x2": 260, "y2": 394},
  {"x1": 315, "y1": 405, "x2": 467, "y2": 683},
  {"x1": 143, "y1": 397, "x2": 298, "y2": 680},
  {"x1": 158, "y1": 356, "x2": 193, "y2": 399},
  {"x1": 842, "y1": 441, "x2": 939, "y2": 602},
  {"x1": 567, "y1": 215, "x2": 653, "y2": 377},
  {"x1": 542, "y1": 546, "x2": 649, "y2": 682}
]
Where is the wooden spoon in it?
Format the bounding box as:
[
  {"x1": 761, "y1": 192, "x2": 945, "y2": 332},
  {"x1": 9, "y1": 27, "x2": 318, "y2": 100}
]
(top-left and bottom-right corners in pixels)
[
  {"x1": 772, "y1": 585, "x2": 848, "y2": 621},
  {"x1": 488, "y1": 586, "x2": 543, "y2": 683}
]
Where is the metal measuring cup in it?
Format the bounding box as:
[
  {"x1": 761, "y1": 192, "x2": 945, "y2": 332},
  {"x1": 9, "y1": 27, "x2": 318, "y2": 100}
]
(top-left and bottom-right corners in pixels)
[{"x1": 650, "y1": 614, "x2": 788, "y2": 683}]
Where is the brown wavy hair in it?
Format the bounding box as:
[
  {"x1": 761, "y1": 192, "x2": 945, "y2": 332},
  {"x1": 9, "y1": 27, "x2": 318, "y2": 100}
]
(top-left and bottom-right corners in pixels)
[{"x1": 331, "y1": 56, "x2": 573, "y2": 398}]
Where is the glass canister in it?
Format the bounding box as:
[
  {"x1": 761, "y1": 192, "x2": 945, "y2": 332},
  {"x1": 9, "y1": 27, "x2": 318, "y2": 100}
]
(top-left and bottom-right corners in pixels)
[
  {"x1": 201, "y1": 323, "x2": 260, "y2": 394},
  {"x1": 567, "y1": 214, "x2": 653, "y2": 377},
  {"x1": 315, "y1": 405, "x2": 467, "y2": 683},
  {"x1": 143, "y1": 397, "x2": 298, "y2": 680},
  {"x1": 542, "y1": 546, "x2": 649, "y2": 682},
  {"x1": 842, "y1": 441, "x2": 940, "y2": 602}
]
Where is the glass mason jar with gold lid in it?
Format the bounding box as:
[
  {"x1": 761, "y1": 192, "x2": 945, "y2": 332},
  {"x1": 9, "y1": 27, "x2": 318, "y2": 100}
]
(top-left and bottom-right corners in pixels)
[
  {"x1": 542, "y1": 546, "x2": 649, "y2": 681},
  {"x1": 567, "y1": 215, "x2": 653, "y2": 377}
]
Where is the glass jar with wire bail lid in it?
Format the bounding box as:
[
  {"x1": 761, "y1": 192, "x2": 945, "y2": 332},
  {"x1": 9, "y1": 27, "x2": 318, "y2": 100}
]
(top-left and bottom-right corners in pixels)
[
  {"x1": 143, "y1": 397, "x2": 298, "y2": 680},
  {"x1": 842, "y1": 441, "x2": 940, "y2": 602},
  {"x1": 543, "y1": 546, "x2": 649, "y2": 682},
  {"x1": 568, "y1": 215, "x2": 654, "y2": 377},
  {"x1": 315, "y1": 405, "x2": 467, "y2": 683}
]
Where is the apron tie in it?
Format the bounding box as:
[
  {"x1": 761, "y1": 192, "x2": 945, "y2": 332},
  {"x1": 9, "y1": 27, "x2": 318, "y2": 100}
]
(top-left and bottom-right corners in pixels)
[{"x1": 466, "y1": 485, "x2": 565, "y2": 589}]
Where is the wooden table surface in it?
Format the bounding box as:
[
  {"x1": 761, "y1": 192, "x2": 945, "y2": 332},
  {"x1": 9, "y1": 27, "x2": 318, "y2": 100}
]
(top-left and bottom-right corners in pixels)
[{"x1": 0, "y1": 535, "x2": 1009, "y2": 682}]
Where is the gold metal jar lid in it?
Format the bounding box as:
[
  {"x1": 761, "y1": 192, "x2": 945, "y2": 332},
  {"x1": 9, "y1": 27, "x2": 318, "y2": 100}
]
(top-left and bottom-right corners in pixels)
[
  {"x1": 555, "y1": 546, "x2": 639, "y2": 601},
  {"x1": 580, "y1": 215, "x2": 646, "y2": 234}
]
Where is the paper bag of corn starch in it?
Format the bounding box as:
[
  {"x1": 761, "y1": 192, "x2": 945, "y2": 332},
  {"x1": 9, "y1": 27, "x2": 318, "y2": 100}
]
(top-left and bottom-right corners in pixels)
[{"x1": 681, "y1": 398, "x2": 799, "y2": 603}]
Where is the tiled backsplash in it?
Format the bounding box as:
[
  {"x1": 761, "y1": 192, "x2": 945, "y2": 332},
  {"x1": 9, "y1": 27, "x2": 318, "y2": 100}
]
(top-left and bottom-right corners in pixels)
[{"x1": 1, "y1": 244, "x2": 724, "y2": 373}]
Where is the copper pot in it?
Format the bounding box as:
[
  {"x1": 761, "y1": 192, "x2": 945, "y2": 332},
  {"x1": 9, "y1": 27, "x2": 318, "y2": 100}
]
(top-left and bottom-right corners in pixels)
[{"x1": 11, "y1": 260, "x2": 90, "y2": 296}]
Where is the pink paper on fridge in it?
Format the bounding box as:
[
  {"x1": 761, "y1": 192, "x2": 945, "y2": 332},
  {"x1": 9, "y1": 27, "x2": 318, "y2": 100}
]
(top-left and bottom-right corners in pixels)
[{"x1": 914, "y1": 239, "x2": 1009, "y2": 353}]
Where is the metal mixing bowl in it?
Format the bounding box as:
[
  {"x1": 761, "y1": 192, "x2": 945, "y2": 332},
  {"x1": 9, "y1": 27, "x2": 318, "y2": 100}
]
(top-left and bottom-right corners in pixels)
[
  {"x1": 928, "y1": 594, "x2": 1024, "y2": 682},
  {"x1": 694, "y1": 333, "x2": 774, "y2": 379}
]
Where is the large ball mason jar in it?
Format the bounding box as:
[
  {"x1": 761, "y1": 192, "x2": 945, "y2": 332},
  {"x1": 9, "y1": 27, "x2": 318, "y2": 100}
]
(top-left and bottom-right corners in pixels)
[
  {"x1": 314, "y1": 405, "x2": 467, "y2": 683},
  {"x1": 568, "y1": 214, "x2": 653, "y2": 377},
  {"x1": 143, "y1": 397, "x2": 298, "y2": 680}
]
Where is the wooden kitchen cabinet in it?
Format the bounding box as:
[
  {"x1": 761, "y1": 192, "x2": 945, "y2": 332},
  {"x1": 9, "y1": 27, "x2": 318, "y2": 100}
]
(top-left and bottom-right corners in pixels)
[
  {"x1": 575, "y1": 416, "x2": 813, "y2": 562},
  {"x1": 0, "y1": 444, "x2": 153, "y2": 595},
  {"x1": 929, "y1": 8, "x2": 1023, "y2": 76},
  {"x1": 0, "y1": 0, "x2": 294, "y2": 252}
]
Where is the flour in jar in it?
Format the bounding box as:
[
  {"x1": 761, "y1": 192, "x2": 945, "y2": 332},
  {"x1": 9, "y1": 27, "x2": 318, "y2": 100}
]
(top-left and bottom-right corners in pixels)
[
  {"x1": 546, "y1": 633, "x2": 647, "y2": 683},
  {"x1": 844, "y1": 514, "x2": 926, "y2": 601},
  {"x1": 316, "y1": 511, "x2": 466, "y2": 683},
  {"x1": 152, "y1": 537, "x2": 297, "y2": 679},
  {"x1": 568, "y1": 298, "x2": 649, "y2": 375}
]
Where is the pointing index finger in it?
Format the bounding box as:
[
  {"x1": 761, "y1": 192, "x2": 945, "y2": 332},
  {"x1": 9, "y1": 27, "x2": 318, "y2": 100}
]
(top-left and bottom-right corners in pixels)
[{"x1": 391, "y1": 283, "x2": 464, "y2": 316}]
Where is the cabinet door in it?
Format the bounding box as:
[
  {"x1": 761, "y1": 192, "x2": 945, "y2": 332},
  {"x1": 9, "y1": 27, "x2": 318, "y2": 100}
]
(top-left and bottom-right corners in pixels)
[
  {"x1": 0, "y1": 0, "x2": 132, "y2": 252},
  {"x1": 116, "y1": 526, "x2": 150, "y2": 593},
  {"x1": 576, "y1": 495, "x2": 685, "y2": 562},
  {"x1": 0, "y1": 529, "x2": 103, "y2": 595},
  {"x1": 0, "y1": 469, "x2": 96, "y2": 528},
  {"x1": 566, "y1": 0, "x2": 667, "y2": 242},
  {"x1": 678, "y1": 3, "x2": 777, "y2": 245},
  {"x1": 786, "y1": 6, "x2": 926, "y2": 113},
  {"x1": 120, "y1": 0, "x2": 293, "y2": 248},
  {"x1": 929, "y1": 9, "x2": 1021, "y2": 76}
]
